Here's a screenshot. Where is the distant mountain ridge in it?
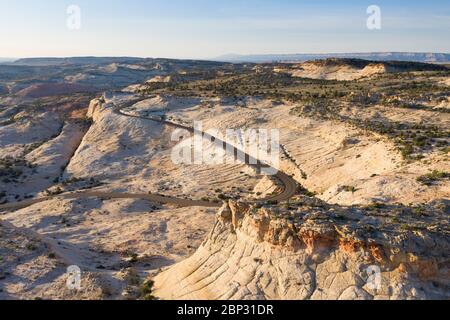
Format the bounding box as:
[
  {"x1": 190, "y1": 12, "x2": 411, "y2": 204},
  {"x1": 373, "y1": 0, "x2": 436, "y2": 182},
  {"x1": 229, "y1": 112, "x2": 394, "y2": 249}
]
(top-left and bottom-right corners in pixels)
[
  {"x1": 4, "y1": 53, "x2": 450, "y2": 66},
  {"x1": 8, "y1": 57, "x2": 144, "y2": 66},
  {"x1": 4, "y1": 56, "x2": 231, "y2": 67},
  {"x1": 216, "y1": 52, "x2": 450, "y2": 63},
  {"x1": 0, "y1": 58, "x2": 15, "y2": 63}
]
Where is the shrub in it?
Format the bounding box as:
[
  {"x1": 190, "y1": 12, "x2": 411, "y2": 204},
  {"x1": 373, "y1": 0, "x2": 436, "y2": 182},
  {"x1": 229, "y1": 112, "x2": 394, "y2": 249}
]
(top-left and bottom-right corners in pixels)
[
  {"x1": 412, "y1": 207, "x2": 427, "y2": 216},
  {"x1": 341, "y1": 186, "x2": 358, "y2": 193},
  {"x1": 399, "y1": 144, "x2": 414, "y2": 159},
  {"x1": 128, "y1": 253, "x2": 139, "y2": 264},
  {"x1": 367, "y1": 202, "x2": 384, "y2": 210},
  {"x1": 26, "y1": 243, "x2": 37, "y2": 251},
  {"x1": 140, "y1": 280, "x2": 157, "y2": 300},
  {"x1": 217, "y1": 194, "x2": 229, "y2": 201},
  {"x1": 417, "y1": 170, "x2": 450, "y2": 185}
]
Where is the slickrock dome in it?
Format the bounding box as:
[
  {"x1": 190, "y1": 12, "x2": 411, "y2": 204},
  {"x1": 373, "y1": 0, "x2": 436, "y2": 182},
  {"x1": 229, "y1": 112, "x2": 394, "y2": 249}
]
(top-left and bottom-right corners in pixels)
[{"x1": 154, "y1": 198, "x2": 449, "y2": 300}]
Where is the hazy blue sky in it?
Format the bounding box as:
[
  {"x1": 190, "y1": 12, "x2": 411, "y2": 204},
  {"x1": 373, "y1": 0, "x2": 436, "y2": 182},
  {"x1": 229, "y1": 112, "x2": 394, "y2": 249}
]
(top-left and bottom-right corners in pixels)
[{"x1": 0, "y1": 0, "x2": 449, "y2": 58}]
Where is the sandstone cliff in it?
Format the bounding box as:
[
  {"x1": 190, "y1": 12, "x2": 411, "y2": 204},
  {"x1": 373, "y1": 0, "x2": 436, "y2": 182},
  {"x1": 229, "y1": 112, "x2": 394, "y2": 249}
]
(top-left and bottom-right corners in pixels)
[
  {"x1": 286, "y1": 58, "x2": 447, "y2": 81},
  {"x1": 153, "y1": 198, "x2": 449, "y2": 300}
]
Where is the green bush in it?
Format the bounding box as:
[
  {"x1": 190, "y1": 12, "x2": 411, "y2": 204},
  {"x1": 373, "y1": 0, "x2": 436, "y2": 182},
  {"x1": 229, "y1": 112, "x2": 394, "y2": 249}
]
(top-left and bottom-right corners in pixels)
[
  {"x1": 140, "y1": 280, "x2": 157, "y2": 300},
  {"x1": 217, "y1": 194, "x2": 229, "y2": 201},
  {"x1": 342, "y1": 186, "x2": 358, "y2": 193},
  {"x1": 417, "y1": 170, "x2": 449, "y2": 185}
]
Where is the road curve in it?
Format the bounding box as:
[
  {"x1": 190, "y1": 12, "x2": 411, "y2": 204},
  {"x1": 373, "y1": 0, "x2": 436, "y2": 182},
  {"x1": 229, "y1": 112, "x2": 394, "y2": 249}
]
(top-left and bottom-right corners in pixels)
[
  {"x1": 114, "y1": 99, "x2": 299, "y2": 203},
  {"x1": 0, "y1": 191, "x2": 222, "y2": 212},
  {"x1": 0, "y1": 97, "x2": 298, "y2": 212}
]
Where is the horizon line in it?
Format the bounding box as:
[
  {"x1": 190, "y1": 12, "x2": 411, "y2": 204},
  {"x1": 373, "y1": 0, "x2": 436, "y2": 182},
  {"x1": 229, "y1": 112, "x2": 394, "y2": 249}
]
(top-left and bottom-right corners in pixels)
[{"x1": 2, "y1": 51, "x2": 450, "y2": 62}]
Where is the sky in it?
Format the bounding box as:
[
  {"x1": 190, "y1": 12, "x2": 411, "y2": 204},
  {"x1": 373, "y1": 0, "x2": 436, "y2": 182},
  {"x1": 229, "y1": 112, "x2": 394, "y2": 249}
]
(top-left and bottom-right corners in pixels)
[{"x1": 0, "y1": 0, "x2": 449, "y2": 59}]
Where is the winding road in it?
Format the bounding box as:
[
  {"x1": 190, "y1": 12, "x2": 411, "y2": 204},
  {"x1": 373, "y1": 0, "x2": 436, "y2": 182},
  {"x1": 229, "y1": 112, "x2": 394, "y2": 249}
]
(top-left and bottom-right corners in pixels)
[{"x1": 0, "y1": 96, "x2": 298, "y2": 212}]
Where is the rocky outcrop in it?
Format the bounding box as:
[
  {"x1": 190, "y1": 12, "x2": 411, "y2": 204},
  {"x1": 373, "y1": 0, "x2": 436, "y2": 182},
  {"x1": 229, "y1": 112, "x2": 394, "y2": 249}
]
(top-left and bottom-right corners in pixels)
[
  {"x1": 290, "y1": 61, "x2": 387, "y2": 81},
  {"x1": 65, "y1": 96, "x2": 165, "y2": 181},
  {"x1": 287, "y1": 58, "x2": 448, "y2": 81},
  {"x1": 153, "y1": 198, "x2": 449, "y2": 300}
]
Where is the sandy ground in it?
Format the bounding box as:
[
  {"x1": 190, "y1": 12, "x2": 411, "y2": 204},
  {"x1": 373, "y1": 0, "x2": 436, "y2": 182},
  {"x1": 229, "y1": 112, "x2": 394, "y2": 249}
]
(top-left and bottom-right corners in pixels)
[{"x1": 1, "y1": 197, "x2": 215, "y2": 299}]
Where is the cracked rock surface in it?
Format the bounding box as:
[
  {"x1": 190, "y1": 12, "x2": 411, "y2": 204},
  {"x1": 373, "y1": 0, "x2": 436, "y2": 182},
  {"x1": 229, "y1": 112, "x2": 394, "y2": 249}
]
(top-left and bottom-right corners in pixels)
[{"x1": 153, "y1": 198, "x2": 449, "y2": 300}]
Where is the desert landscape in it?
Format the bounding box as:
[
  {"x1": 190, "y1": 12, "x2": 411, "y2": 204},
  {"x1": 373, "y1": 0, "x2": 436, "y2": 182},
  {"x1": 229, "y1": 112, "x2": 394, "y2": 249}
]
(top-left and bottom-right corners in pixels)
[{"x1": 0, "y1": 54, "x2": 448, "y2": 300}]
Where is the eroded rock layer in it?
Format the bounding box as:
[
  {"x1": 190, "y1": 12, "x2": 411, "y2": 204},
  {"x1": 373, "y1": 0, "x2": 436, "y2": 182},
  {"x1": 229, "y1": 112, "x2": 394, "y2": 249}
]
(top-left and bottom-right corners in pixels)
[{"x1": 153, "y1": 199, "x2": 449, "y2": 300}]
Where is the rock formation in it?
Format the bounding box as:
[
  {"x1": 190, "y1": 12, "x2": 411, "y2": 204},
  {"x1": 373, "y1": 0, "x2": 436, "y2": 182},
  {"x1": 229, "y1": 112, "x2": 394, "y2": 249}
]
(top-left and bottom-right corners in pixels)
[{"x1": 153, "y1": 198, "x2": 449, "y2": 300}]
